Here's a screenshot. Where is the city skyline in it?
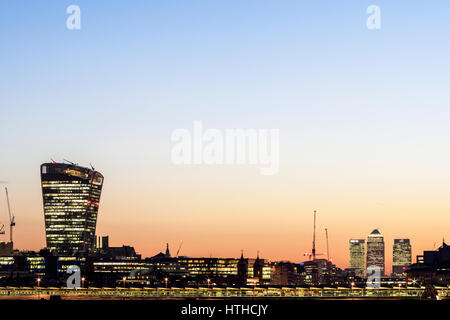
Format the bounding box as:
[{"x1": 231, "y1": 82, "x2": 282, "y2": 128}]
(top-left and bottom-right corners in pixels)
[
  {"x1": 2, "y1": 1, "x2": 450, "y2": 273},
  {"x1": 0, "y1": 160, "x2": 429, "y2": 274}
]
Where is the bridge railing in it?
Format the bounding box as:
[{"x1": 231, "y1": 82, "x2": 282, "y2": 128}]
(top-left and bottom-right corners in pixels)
[{"x1": 0, "y1": 286, "x2": 443, "y2": 298}]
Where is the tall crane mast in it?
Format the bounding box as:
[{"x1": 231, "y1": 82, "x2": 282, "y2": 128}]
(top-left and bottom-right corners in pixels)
[
  {"x1": 5, "y1": 187, "x2": 15, "y2": 245},
  {"x1": 312, "y1": 210, "x2": 317, "y2": 261},
  {"x1": 176, "y1": 240, "x2": 183, "y2": 258},
  {"x1": 325, "y1": 228, "x2": 330, "y2": 261}
]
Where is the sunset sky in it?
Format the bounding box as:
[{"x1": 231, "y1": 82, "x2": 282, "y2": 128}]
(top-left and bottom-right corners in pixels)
[{"x1": 1, "y1": 1, "x2": 450, "y2": 272}]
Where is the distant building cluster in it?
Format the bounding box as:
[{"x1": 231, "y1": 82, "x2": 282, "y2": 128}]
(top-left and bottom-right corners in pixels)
[
  {"x1": 0, "y1": 162, "x2": 445, "y2": 287},
  {"x1": 0, "y1": 162, "x2": 346, "y2": 287},
  {"x1": 348, "y1": 229, "x2": 412, "y2": 279},
  {"x1": 0, "y1": 240, "x2": 350, "y2": 287}
]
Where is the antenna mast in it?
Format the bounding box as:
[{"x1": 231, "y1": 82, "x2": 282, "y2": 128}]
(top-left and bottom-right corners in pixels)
[{"x1": 325, "y1": 228, "x2": 330, "y2": 261}]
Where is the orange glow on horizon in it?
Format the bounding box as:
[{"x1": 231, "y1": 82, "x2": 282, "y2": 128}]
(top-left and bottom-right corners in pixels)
[{"x1": 7, "y1": 162, "x2": 449, "y2": 275}]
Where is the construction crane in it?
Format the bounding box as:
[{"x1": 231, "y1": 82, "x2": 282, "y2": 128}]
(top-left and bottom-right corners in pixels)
[
  {"x1": 325, "y1": 228, "x2": 330, "y2": 261},
  {"x1": 176, "y1": 240, "x2": 183, "y2": 257},
  {"x1": 0, "y1": 182, "x2": 7, "y2": 235},
  {"x1": 304, "y1": 210, "x2": 326, "y2": 261},
  {"x1": 303, "y1": 252, "x2": 324, "y2": 260},
  {"x1": 312, "y1": 210, "x2": 317, "y2": 261},
  {"x1": 5, "y1": 187, "x2": 15, "y2": 245}
]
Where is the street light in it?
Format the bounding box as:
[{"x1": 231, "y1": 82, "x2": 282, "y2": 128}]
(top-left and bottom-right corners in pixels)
[
  {"x1": 164, "y1": 277, "x2": 168, "y2": 289},
  {"x1": 122, "y1": 276, "x2": 126, "y2": 288},
  {"x1": 207, "y1": 278, "x2": 211, "y2": 290},
  {"x1": 37, "y1": 278, "x2": 41, "y2": 300},
  {"x1": 81, "y1": 277, "x2": 85, "y2": 289},
  {"x1": 351, "y1": 282, "x2": 355, "y2": 295}
]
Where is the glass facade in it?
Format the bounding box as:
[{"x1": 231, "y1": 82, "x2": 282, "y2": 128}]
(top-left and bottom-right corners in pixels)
[
  {"x1": 182, "y1": 258, "x2": 238, "y2": 277},
  {"x1": 392, "y1": 239, "x2": 411, "y2": 276},
  {"x1": 94, "y1": 257, "x2": 271, "y2": 284},
  {"x1": 366, "y1": 229, "x2": 385, "y2": 276},
  {"x1": 41, "y1": 163, "x2": 104, "y2": 254},
  {"x1": 0, "y1": 257, "x2": 14, "y2": 273},
  {"x1": 349, "y1": 239, "x2": 365, "y2": 277},
  {"x1": 27, "y1": 256, "x2": 46, "y2": 276}
]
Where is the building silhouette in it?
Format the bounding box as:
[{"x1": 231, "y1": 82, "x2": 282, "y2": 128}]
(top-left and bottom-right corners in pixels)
[
  {"x1": 366, "y1": 229, "x2": 385, "y2": 276},
  {"x1": 165, "y1": 243, "x2": 171, "y2": 258},
  {"x1": 270, "y1": 261, "x2": 298, "y2": 285},
  {"x1": 349, "y1": 239, "x2": 365, "y2": 277},
  {"x1": 392, "y1": 239, "x2": 411, "y2": 276},
  {"x1": 253, "y1": 252, "x2": 264, "y2": 284},
  {"x1": 407, "y1": 241, "x2": 450, "y2": 285},
  {"x1": 0, "y1": 161, "x2": 360, "y2": 287},
  {"x1": 40, "y1": 162, "x2": 104, "y2": 255},
  {"x1": 237, "y1": 251, "x2": 248, "y2": 285}
]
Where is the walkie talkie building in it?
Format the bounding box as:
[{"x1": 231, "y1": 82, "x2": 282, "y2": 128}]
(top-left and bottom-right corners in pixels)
[{"x1": 40, "y1": 162, "x2": 104, "y2": 255}]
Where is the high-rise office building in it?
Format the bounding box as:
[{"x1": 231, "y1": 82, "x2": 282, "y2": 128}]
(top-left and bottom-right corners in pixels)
[
  {"x1": 366, "y1": 229, "x2": 385, "y2": 276},
  {"x1": 392, "y1": 239, "x2": 411, "y2": 276},
  {"x1": 40, "y1": 162, "x2": 104, "y2": 255},
  {"x1": 349, "y1": 239, "x2": 365, "y2": 277}
]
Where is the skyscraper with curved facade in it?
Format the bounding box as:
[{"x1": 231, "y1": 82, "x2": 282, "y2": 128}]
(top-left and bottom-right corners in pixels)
[
  {"x1": 40, "y1": 162, "x2": 104, "y2": 255},
  {"x1": 366, "y1": 229, "x2": 385, "y2": 276}
]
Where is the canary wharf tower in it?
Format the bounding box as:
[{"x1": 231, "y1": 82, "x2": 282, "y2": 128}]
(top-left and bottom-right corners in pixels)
[
  {"x1": 366, "y1": 229, "x2": 385, "y2": 276},
  {"x1": 40, "y1": 162, "x2": 104, "y2": 255}
]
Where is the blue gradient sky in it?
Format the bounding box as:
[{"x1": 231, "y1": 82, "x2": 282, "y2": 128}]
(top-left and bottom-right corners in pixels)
[{"x1": 1, "y1": 1, "x2": 450, "y2": 270}]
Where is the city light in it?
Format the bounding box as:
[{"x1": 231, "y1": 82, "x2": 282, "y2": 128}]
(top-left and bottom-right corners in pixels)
[{"x1": 0, "y1": 166, "x2": 442, "y2": 299}]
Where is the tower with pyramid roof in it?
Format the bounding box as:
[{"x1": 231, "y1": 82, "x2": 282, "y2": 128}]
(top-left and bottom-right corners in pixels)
[{"x1": 366, "y1": 229, "x2": 385, "y2": 276}]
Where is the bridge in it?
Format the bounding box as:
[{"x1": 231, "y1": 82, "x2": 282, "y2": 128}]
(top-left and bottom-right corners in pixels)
[{"x1": 0, "y1": 286, "x2": 448, "y2": 299}]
